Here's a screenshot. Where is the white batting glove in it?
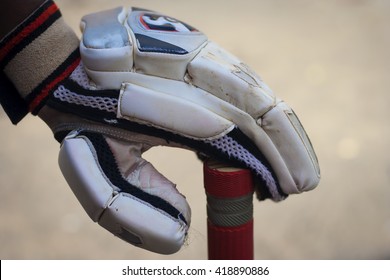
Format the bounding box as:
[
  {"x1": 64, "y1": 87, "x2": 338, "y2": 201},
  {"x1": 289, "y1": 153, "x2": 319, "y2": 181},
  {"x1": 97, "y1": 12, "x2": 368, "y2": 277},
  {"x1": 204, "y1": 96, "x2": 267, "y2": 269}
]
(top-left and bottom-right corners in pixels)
[{"x1": 0, "y1": 3, "x2": 320, "y2": 254}]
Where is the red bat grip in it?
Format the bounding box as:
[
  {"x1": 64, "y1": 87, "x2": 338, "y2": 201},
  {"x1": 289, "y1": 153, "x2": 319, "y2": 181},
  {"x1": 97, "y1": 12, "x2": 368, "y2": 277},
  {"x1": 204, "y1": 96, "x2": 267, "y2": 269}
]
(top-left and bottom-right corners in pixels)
[{"x1": 204, "y1": 160, "x2": 255, "y2": 260}]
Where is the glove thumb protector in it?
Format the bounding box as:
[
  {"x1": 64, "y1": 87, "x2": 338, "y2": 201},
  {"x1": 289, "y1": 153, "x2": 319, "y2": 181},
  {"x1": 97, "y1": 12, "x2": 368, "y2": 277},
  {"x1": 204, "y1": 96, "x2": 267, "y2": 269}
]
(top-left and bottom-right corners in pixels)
[{"x1": 59, "y1": 130, "x2": 191, "y2": 254}]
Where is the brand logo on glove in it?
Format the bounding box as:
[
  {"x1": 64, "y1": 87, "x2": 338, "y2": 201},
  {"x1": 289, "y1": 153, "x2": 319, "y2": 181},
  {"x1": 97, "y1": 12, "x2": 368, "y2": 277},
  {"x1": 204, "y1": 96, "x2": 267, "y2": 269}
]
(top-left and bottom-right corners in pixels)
[{"x1": 140, "y1": 13, "x2": 197, "y2": 33}]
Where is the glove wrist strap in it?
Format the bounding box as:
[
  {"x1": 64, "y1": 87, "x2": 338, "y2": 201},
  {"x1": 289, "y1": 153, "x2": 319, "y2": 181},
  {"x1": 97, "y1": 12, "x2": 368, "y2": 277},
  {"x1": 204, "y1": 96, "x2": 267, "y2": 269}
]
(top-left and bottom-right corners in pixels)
[{"x1": 0, "y1": 0, "x2": 80, "y2": 122}]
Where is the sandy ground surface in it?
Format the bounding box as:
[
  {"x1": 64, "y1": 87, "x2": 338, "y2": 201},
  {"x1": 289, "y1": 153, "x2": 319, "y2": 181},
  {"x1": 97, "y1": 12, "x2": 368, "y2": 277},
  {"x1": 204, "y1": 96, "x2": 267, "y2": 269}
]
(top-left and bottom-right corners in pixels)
[{"x1": 1, "y1": 0, "x2": 389, "y2": 260}]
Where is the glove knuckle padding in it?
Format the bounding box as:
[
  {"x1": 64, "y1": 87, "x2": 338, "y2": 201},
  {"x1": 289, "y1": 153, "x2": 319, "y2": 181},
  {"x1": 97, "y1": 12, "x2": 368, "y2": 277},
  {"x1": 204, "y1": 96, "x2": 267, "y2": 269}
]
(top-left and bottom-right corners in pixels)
[
  {"x1": 80, "y1": 7, "x2": 208, "y2": 81},
  {"x1": 59, "y1": 131, "x2": 188, "y2": 254},
  {"x1": 80, "y1": 7, "x2": 133, "y2": 72},
  {"x1": 75, "y1": 7, "x2": 320, "y2": 201}
]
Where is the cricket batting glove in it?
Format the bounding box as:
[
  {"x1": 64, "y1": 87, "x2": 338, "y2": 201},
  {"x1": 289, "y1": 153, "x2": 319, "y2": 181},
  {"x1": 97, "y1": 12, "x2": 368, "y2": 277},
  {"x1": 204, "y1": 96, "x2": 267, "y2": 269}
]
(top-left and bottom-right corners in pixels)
[{"x1": 0, "y1": 2, "x2": 320, "y2": 254}]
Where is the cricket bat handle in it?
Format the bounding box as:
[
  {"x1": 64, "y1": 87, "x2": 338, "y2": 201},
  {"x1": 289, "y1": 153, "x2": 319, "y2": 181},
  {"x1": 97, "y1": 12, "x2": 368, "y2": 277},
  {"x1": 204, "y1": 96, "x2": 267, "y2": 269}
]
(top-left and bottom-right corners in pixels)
[{"x1": 204, "y1": 159, "x2": 255, "y2": 260}]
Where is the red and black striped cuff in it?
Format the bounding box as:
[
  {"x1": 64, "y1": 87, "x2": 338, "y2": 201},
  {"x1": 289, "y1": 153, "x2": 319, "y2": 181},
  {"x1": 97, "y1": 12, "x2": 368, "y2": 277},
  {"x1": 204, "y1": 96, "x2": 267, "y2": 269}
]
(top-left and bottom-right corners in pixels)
[{"x1": 0, "y1": 0, "x2": 80, "y2": 122}]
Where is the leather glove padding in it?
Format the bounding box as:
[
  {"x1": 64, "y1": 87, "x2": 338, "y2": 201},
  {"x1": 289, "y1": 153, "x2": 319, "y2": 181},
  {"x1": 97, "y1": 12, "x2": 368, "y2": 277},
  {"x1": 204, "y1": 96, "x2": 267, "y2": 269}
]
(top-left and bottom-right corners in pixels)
[
  {"x1": 59, "y1": 130, "x2": 190, "y2": 254},
  {"x1": 67, "y1": 6, "x2": 320, "y2": 201}
]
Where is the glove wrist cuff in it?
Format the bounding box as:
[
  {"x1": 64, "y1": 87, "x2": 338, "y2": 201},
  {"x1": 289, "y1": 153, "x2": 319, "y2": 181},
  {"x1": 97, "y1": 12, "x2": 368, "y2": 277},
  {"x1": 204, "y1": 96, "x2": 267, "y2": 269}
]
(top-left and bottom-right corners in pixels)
[{"x1": 0, "y1": 0, "x2": 80, "y2": 120}]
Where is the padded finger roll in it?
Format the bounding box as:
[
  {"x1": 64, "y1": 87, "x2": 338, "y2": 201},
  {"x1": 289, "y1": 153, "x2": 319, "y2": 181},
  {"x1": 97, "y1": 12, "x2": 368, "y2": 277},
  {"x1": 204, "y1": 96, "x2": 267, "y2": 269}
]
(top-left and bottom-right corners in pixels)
[
  {"x1": 261, "y1": 102, "x2": 320, "y2": 194},
  {"x1": 58, "y1": 130, "x2": 189, "y2": 254}
]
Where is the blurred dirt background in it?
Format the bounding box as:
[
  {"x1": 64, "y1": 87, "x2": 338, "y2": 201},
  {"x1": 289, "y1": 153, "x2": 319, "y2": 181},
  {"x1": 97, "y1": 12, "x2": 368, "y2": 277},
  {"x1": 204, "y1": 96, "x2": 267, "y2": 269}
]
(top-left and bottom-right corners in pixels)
[{"x1": 1, "y1": 0, "x2": 389, "y2": 259}]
